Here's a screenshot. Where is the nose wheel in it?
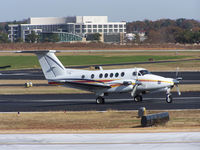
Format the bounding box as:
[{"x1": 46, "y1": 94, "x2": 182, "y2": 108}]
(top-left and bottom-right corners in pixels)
[
  {"x1": 96, "y1": 96, "x2": 105, "y2": 104},
  {"x1": 166, "y1": 94, "x2": 173, "y2": 103}
]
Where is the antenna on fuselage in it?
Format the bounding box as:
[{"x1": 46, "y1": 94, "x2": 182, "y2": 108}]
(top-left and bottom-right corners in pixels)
[{"x1": 94, "y1": 66, "x2": 103, "y2": 70}]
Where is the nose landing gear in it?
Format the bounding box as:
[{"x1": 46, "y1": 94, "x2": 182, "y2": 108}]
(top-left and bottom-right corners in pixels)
[
  {"x1": 166, "y1": 94, "x2": 173, "y2": 103},
  {"x1": 166, "y1": 88, "x2": 173, "y2": 103}
]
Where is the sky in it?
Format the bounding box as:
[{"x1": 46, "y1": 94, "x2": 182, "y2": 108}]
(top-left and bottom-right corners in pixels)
[{"x1": 0, "y1": 0, "x2": 199, "y2": 22}]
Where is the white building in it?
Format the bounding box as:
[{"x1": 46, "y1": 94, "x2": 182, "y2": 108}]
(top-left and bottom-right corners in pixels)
[{"x1": 8, "y1": 16, "x2": 126, "y2": 42}]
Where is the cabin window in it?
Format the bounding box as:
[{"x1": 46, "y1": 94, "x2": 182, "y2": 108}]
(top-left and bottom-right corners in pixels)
[
  {"x1": 91, "y1": 74, "x2": 95, "y2": 79},
  {"x1": 99, "y1": 73, "x2": 103, "y2": 78},
  {"x1": 115, "y1": 72, "x2": 119, "y2": 77},
  {"x1": 110, "y1": 73, "x2": 113, "y2": 78},
  {"x1": 105, "y1": 73, "x2": 108, "y2": 78},
  {"x1": 132, "y1": 72, "x2": 137, "y2": 76},
  {"x1": 81, "y1": 75, "x2": 85, "y2": 79},
  {"x1": 132, "y1": 71, "x2": 142, "y2": 76},
  {"x1": 139, "y1": 70, "x2": 151, "y2": 76},
  {"x1": 121, "y1": 72, "x2": 125, "y2": 77}
]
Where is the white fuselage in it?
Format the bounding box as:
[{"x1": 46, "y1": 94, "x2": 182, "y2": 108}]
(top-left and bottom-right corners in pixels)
[{"x1": 50, "y1": 67, "x2": 174, "y2": 95}]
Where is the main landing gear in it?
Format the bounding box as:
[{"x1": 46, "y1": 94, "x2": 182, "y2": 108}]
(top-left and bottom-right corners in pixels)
[
  {"x1": 133, "y1": 95, "x2": 143, "y2": 102},
  {"x1": 96, "y1": 96, "x2": 105, "y2": 104}
]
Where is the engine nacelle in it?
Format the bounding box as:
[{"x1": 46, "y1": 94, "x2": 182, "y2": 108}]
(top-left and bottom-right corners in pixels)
[{"x1": 105, "y1": 79, "x2": 136, "y2": 93}]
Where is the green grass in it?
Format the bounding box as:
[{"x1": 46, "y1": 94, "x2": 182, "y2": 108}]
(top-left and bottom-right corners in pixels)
[{"x1": 0, "y1": 55, "x2": 187, "y2": 69}]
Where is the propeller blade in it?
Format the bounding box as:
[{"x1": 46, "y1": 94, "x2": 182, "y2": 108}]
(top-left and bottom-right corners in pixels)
[{"x1": 175, "y1": 85, "x2": 181, "y2": 96}]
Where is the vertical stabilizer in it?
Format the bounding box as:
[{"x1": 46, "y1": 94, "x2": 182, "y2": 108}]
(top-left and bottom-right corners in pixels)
[{"x1": 19, "y1": 50, "x2": 66, "y2": 80}]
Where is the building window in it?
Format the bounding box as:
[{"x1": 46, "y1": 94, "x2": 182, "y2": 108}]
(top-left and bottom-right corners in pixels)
[
  {"x1": 91, "y1": 74, "x2": 95, "y2": 79},
  {"x1": 119, "y1": 25, "x2": 123, "y2": 28},
  {"x1": 82, "y1": 25, "x2": 86, "y2": 28},
  {"x1": 93, "y1": 25, "x2": 97, "y2": 28},
  {"x1": 114, "y1": 29, "x2": 118, "y2": 32},
  {"x1": 93, "y1": 29, "x2": 97, "y2": 32},
  {"x1": 88, "y1": 29, "x2": 92, "y2": 33},
  {"x1": 75, "y1": 25, "x2": 80, "y2": 28},
  {"x1": 88, "y1": 25, "x2": 92, "y2": 28},
  {"x1": 121, "y1": 72, "x2": 125, "y2": 77},
  {"x1": 115, "y1": 73, "x2": 119, "y2": 77},
  {"x1": 109, "y1": 29, "x2": 113, "y2": 32},
  {"x1": 98, "y1": 29, "x2": 102, "y2": 32},
  {"x1": 119, "y1": 29, "x2": 123, "y2": 32},
  {"x1": 98, "y1": 25, "x2": 102, "y2": 28},
  {"x1": 75, "y1": 29, "x2": 80, "y2": 33},
  {"x1": 104, "y1": 29, "x2": 107, "y2": 33},
  {"x1": 114, "y1": 25, "x2": 118, "y2": 28},
  {"x1": 109, "y1": 25, "x2": 113, "y2": 28},
  {"x1": 104, "y1": 25, "x2": 107, "y2": 28},
  {"x1": 104, "y1": 73, "x2": 108, "y2": 78},
  {"x1": 99, "y1": 73, "x2": 103, "y2": 78},
  {"x1": 110, "y1": 73, "x2": 113, "y2": 78}
]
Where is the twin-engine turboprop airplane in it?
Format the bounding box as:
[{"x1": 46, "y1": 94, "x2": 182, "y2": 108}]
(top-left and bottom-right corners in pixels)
[{"x1": 19, "y1": 50, "x2": 182, "y2": 104}]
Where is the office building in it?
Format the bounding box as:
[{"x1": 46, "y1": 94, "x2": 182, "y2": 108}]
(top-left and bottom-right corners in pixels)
[{"x1": 8, "y1": 16, "x2": 126, "y2": 43}]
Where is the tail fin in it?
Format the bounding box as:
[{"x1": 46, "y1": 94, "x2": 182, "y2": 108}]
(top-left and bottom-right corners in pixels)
[{"x1": 19, "y1": 50, "x2": 66, "y2": 80}]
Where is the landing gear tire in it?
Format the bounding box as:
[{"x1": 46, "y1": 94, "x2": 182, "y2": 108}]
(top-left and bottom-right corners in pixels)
[
  {"x1": 96, "y1": 97, "x2": 105, "y2": 104},
  {"x1": 134, "y1": 95, "x2": 143, "y2": 102},
  {"x1": 166, "y1": 95, "x2": 173, "y2": 103}
]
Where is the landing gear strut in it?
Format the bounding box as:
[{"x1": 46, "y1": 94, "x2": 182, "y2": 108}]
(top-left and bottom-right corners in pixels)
[
  {"x1": 134, "y1": 95, "x2": 143, "y2": 102},
  {"x1": 96, "y1": 96, "x2": 105, "y2": 104}
]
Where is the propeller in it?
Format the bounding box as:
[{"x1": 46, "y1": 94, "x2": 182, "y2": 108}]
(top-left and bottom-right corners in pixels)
[
  {"x1": 173, "y1": 67, "x2": 182, "y2": 96},
  {"x1": 131, "y1": 68, "x2": 141, "y2": 97}
]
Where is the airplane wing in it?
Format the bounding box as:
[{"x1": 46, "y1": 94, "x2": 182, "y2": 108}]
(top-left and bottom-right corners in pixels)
[{"x1": 49, "y1": 79, "x2": 111, "y2": 92}]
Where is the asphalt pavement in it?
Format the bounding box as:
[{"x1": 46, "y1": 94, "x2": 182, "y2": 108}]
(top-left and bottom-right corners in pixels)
[{"x1": 0, "y1": 92, "x2": 199, "y2": 112}]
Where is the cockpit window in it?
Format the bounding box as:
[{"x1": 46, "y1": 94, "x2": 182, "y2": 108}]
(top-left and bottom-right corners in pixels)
[{"x1": 139, "y1": 70, "x2": 151, "y2": 76}]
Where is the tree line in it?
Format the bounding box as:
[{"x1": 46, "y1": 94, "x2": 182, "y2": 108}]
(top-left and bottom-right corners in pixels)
[{"x1": 127, "y1": 18, "x2": 200, "y2": 44}]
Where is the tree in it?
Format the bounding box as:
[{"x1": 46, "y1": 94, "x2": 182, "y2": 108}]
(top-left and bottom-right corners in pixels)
[
  {"x1": 86, "y1": 33, "x2": 101, "y2": 41},
  {"x1": 25, "y1": 31, "x2": 39, "y2": 43},
  {"x1": 0, "y1": 32, "x2": 9, "y2": 43}
]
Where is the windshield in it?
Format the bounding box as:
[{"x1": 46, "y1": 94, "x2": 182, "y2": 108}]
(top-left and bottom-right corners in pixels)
[{"x1": 139, "y1": 70, "x2": 151, "y2": 76}]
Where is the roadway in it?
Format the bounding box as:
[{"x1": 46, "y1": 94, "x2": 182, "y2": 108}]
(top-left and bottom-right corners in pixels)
[{"x1": 0, "y1": 92, "x2": 200, "y2": 112}]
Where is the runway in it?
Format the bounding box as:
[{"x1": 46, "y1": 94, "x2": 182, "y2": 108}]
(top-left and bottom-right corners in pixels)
[
  {"x1": 0, "y1": 92, "x2": 200, "y2": 112},
  {"x1": 0, "y1": 132, "x2": 200, "y2": 150}
]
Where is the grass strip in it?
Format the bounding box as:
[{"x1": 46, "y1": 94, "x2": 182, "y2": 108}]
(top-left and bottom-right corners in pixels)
[
  {"x1": 0, "y1": 55, "x2": 187, "y2": 69},
  {"x1": 0, "y1": 110, "x2": 199, "y2": 133}
]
